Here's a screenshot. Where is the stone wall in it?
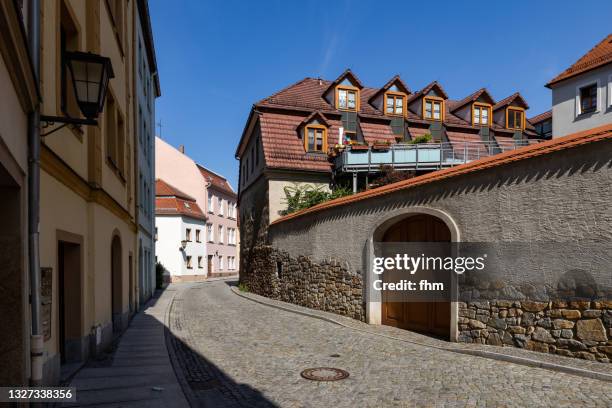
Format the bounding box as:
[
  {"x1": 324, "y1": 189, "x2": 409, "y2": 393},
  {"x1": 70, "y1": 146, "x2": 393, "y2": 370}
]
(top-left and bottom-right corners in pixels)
[
  {"x1": 242, "y1": 245, "x2": 365, "y2": 321},
  {"x1": 458, "y1": 300, "x2": 611, "y2": 362}
]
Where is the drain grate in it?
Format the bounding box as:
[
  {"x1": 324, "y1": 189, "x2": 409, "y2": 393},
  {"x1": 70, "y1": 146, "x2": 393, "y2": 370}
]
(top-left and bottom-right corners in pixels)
[{"x1": 300, "y1": 367, "x2": 349, "y2": 382}]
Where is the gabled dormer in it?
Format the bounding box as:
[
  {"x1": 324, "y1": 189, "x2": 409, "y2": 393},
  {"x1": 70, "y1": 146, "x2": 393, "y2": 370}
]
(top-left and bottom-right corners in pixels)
[
  {"x1": 323, "y1": 69, "x2": 363, "y2": 112},
  {"x1": 492, "y1": 92, "x2": 529, "y2": 131},
  {"x1": 407, "y1": 81, "x2": 448, "y2": 121},
  {"x1": 298, "y1": 111, "x2": 330, "y2": 153},
  {"x1": 368, "y1": 75, "x2": 411, "y2": 117},
  {"x1": 451, "y1": 88, "x2": 496, "y2": 127}
]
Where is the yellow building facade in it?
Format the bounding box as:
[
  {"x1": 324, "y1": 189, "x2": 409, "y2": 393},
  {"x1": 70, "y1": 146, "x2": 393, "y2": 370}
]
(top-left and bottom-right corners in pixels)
[{"x1": 37, "y1": 0, "x2": 139, "y2": 384}]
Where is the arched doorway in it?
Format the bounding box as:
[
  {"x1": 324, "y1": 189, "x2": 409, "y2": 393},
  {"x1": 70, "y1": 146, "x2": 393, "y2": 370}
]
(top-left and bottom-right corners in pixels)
[
  {"x1": 111, "y1": 234, "x2": 122, "y2": 333},
  {"x1": 381, "y1": 214, "x2": 452, "y2": 339}
]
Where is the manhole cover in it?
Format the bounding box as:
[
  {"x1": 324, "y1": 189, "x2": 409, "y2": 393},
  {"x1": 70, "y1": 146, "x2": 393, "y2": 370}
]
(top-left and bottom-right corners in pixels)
[{"x1": 300, "y1": 367, "x2": 349, "y2": 381}]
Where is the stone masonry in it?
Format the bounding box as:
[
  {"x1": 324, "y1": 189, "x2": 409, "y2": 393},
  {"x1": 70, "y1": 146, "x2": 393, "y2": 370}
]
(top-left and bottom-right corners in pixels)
[
  {"x1": 458, "y1": 300, "x2": 612, "y2": 362},
  {"x1": 242, "y1": 245, "x2": 365, "y2": 321}
]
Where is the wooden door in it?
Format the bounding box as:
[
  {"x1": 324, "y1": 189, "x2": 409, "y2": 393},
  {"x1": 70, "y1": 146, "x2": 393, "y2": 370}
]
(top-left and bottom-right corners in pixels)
[{"x1": 381, "y1": 215, "x2": 451, "y2": 338}]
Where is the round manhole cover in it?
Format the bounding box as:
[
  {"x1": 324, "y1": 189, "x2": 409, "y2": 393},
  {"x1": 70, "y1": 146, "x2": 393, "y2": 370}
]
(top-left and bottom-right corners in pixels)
[{"x1": 300, "y1": 367, "x2": 349, "y2": 381}]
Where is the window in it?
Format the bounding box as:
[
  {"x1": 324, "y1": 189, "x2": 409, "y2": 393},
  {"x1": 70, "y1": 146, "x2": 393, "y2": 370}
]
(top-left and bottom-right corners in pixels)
[
  {"x1": 198, "y1": 256, "x2": 203, "y2": 268},
  {"x1": 506, "y1": 108, "x2": 524, "y2": 130},
  {"x1": 579, "y1": 84, "x2": 597, "y2": 114},
  {"x1": 423, "y1": 97, "x2": 443, "y2": 121},
  {"x1": 385, "y1": 92, "x2": 405, "y2": 116},
  {"x1": 195, "y1": 229, "x2": 201, "y2": 242},
  {"x1": 107, "y1": 0, "x2": 124, "y2": 48},
  {"x1": 219, "y1": 199, "x2": 225, "y2": 216},
  {"x1": 228, "y1": 256, "x2": 236, "y2": 270},
  {"x1": 337, "y1": 86, "x2": 358, "y2": 111},
  {"x1": 472, "y1": 103, "x2": 491, "y2": 126},
  {"x1": 208, "y1": 192, "x2": 214, "y2": 213},
  {"x1": 60, "y1": 1, "x2": 80, "y2": 119},
  {"x1": 219, "y1": 256, "x2": 224, "y2": 270},
  {"x1": 305, "y1": 125, "x2": 327, "y2": 152},
  {"x1": 185, "y1": 228, "x2": 192, "y2": 241},
  {"x1": 218, "y1": 225, "x2": 224, "y2": 244},
  {"x1": 228, "y1": 228, "x2": 237, "y2": 245},
  {"x1": 206, "y1": 224, "x2": 213, "y2": 242},
  {"x1": 186, "y1": 256, "x2": 192, "y2": 269}
]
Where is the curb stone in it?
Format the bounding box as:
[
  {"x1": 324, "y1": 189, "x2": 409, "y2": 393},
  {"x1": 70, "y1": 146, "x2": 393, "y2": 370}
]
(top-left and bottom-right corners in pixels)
[{"x1": 231, "y1": 286, "x2": 612, "y2": 383}]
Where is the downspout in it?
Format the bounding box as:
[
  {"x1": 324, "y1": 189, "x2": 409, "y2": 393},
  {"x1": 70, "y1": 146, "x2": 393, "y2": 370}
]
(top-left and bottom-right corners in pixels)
[{"x1": 27, "y1": 0, "x2": 43, "y2": 385}]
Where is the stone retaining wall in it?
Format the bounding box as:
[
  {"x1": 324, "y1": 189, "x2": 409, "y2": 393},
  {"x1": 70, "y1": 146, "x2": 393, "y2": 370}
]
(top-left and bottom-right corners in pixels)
[
  {"x1": 458, "y1": 300, "x2": 612, "y2": 362},
  {"x1": 242, "y1": 245, "x2": 365, "y2": 321}
]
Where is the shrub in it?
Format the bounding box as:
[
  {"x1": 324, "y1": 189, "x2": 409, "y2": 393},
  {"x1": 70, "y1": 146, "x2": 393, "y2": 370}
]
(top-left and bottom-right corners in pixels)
[
  {"x1": 280, "y1": 183, "x2": 352, "y2": 215},
  {"x1": 155, "y1": 261, "x2": 165, "y2": 289},
  {"x1": 409, "y1": 133, "x2": 432, "y2": 144},
  {"x1": 238, "y1": 282, "x2": 249, "y2": 292}
]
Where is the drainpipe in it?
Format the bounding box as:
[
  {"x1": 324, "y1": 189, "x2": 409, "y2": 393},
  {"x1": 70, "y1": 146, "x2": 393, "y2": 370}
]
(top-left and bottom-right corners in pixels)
[{"x1": 27, "y1": 0, "x2": 43, "y2": 385}]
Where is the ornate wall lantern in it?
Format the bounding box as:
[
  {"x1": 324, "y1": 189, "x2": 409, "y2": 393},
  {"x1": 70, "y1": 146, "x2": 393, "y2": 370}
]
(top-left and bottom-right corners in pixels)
[{"x1": 41, "y1": 51, "x2": 114, "y2": 135}]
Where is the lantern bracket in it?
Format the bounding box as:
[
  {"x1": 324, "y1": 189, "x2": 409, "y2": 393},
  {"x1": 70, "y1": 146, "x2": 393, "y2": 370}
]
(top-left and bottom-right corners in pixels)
[{"x1": 40, "y1": 115, "x2": 97, "y2": 137}]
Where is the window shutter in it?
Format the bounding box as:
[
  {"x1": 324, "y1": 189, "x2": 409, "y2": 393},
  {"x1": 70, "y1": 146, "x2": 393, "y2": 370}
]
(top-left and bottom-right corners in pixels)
[
  {"x1": 390, "y1": 117, "x2": 404, "y2": 136},
  {"x1": 342, "y1": 111, "x2": 357, "y2": 132}
]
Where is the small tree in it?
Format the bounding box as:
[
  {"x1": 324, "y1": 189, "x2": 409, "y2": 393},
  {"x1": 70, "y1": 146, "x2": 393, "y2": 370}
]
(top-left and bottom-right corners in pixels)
[
  {"x1": 279, "y1": 183, "x2": 352, "y2": 216},
  {"x1": 156, "y1": 261, "x2": 165, "y2": 289}
]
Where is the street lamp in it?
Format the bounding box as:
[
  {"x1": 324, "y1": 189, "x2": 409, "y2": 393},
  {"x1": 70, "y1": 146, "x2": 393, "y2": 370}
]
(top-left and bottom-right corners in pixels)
[
  {"x1": 180, "y1": 240, "x2": 187, "y2": 251},
  {"x1": 41, "y1": 51, "x2": 115, "y2": 135}
]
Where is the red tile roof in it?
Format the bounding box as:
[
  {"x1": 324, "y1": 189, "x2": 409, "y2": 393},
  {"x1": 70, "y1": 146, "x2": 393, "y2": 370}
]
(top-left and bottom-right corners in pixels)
[
  {"x1": 360, "y1": 121, "x2": 396, "y2": 144},
  {"x1": 242, "y1": 72, "x2": 539, "y2": 175},
  {"x1": 368, "y1": 75, "x2": 411, "y2": 102},
  {"x1": 272, "y1": 123, "x2": 612, "y2": 225},
  {"x1": 493, "y1": 92, "x2": 529, "y2": 111},
  {"x1": 259, "y1": 112, "x2": 334, "y2": 172},
  {"x1": 155, "y1": 179, "x2": 206, "y2": 220},
  {"x1": 547, "y1": 34, "x2": 612, "y2": 87},
  {"x1": 156, "y1": 179, "x2": 195, "y2": 200},
  {"x1": 197, "y1": 165, "x2": 236, "y2": 197},
  {"x1": 450, "y1": 88, "x2": 496, "y2": 112},
  {"x1": 528, "y1": 110, "x2": 552, "y2": 125}
]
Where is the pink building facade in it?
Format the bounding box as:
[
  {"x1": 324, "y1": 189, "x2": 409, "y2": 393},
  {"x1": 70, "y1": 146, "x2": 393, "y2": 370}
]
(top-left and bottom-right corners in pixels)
[{"x1": 155, "y1": 137, "x2": 238, "y2": 277}]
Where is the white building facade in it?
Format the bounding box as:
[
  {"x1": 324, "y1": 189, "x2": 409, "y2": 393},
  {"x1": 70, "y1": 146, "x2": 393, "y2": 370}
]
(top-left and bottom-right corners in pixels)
[
  {"x1": 155, "y1": 179, "x2": 208, "y2": 281},
  {"x1": 135, "y1": 0, "x2": 160, "y2": 306}
]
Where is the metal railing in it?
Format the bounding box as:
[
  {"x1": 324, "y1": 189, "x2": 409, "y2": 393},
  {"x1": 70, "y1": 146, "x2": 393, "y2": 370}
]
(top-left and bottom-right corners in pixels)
[{"x1": 334, "y1": 140, "x2": 538, "y2": 173}]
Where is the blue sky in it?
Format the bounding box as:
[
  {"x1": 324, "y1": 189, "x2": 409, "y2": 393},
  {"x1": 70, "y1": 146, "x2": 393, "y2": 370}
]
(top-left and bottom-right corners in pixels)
[{"x1": 149, "y1": 0, "x2": 612, "y2": 188}]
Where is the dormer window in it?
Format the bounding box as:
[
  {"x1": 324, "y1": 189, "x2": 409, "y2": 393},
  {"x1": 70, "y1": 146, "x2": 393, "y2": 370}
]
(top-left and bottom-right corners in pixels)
[
  {"x1": 472, "y1": 103, "x2": 491, "y2": 126},
  {"x1": 304, "y1": 124, "x2": 327, "y2": 153},
  {"x1": 337, "y1": 86, "x2": 358, "y2": 111},
  {"x1": 423, "y1": 97, "x2": 443, "y2": 121},
  {"x1": 385, "y1": 92, "x2": 405, "y2": 116},
  {"x1": 506, "y1": 107, "x2": 525, "y2": 130}
]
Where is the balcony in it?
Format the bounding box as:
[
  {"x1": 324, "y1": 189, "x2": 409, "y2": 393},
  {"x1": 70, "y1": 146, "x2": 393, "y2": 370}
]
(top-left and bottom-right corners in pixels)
[{"x1": 333, "y1": 140, "x2": 537, "y2": 174}]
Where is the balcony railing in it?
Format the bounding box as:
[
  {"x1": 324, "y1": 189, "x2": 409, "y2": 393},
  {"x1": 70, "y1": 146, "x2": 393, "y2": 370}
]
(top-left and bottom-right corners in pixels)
[{"x1": 333, "y1": 140, "x2": 538, "y2": 173}]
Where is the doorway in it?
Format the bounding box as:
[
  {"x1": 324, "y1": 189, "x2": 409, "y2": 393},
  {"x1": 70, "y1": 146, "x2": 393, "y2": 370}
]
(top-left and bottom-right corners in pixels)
[
  {"x1": 207, "y1": 255, "x2": 213, "y2": 275},
  {"x1": 57, "y1": 240, "x2": 82, "y2": 364},
  {"x1": 111, "y1": 235, "x2": 123, "y2": 333},
  {"x1": 381, "y1": 214, "x2": 451, "y2": 338}
]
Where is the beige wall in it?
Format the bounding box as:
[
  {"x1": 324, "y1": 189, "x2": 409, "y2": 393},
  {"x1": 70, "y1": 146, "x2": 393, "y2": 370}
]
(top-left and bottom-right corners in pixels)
[
  {"x1": 268, "y1": 175, "x2": 330, "y2": 223},
  {"x1": 37, "y1": 0, "x2": 138, "y2": 381}
]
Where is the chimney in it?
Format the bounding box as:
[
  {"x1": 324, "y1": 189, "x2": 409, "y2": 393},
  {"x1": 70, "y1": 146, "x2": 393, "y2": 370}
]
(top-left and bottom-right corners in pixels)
[{"x1": 178, "y1": 145, "x2": 185, "y2": 154}]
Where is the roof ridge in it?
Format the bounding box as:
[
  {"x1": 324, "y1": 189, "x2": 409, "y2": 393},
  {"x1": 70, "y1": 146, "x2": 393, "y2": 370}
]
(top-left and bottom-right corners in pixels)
[
  {"x1": 257, "y1": 77, "x2": 315, "y2": 105},
  {"x1": 271, "y1": 123, "x2": 612, "y2": 226}
]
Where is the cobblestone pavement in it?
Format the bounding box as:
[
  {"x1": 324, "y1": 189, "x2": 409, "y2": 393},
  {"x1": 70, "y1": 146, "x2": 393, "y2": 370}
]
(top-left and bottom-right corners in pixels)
[{"x1": 168, "y1": 281, "x2": 612, "y2": 408}]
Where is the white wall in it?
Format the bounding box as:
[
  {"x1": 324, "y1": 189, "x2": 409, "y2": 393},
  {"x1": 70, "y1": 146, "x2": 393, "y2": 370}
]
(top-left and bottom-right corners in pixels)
[
  {"x1": 551, "y1": 65, "x2": 612, "y2": 137},
  {"x1": 155, "y1": 215, "x2": 207, "y2": 278}
]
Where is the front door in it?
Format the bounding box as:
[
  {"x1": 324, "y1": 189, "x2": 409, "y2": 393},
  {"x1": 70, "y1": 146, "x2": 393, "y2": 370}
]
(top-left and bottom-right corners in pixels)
[
  {"x1": 381, "y1": 214, "x2": 451, "y2": 339},
  {"x1": 208, "y1": 255, "x2": 213, "y2": 275}
]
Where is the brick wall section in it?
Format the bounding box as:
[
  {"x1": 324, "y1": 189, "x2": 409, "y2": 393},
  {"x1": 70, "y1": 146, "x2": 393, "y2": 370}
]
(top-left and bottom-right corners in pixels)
[{"x1": 242, "y1": 245, "x2": 365, "y2": 321}]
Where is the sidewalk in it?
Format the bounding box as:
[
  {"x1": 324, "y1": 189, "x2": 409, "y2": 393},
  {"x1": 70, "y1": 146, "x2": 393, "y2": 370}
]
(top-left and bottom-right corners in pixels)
[
  {"x1": 231, "y1": 286, "x2": 612, "y2": 383},
  {"x1": 63, "y1": 288, "x2": 189, "y2": 407}
]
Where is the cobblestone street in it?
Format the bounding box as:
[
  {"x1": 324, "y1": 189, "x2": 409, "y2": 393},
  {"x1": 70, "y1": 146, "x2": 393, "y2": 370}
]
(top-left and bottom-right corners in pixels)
[{"x1": 166, "y1": 281, "x2": 612, "y2": 408}]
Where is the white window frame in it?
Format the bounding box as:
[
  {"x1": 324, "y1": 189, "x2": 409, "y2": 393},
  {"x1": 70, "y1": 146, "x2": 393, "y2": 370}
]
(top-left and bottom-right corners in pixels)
[
  {"x1": 208, "y1": 192, "x2": 214, "y2": 213},
  {"x1": 575, "y1": 79, "x2": 601, "y2": 117},
  {"x1": 219, "y1": 198, "x2": 225, "y2": 216},
  {"x1": 206, "y1": 223, "x2": 213, "y2": 242},
  {"x1": 219, "y1": 255, "x2": 224, "y2": 270},
  {"x1": 608, "y1": 74, "x2": 612, "y2": 108},
  {"x1": 218, "y1": 225, "x2": 224, "y2": 244}
]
